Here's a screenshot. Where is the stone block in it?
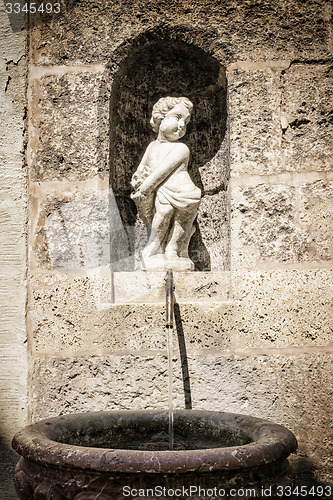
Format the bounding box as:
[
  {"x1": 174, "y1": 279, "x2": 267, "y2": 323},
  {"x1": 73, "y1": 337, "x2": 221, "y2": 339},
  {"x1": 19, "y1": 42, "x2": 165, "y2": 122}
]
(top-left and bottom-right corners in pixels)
[
  {"x1": 231, "y1": 184, "x2": 310, "y2": 265},
  {"x1": 29, "y1": 0, "x2": 332, "y2": 65},
  {"x1": 228, "y1": 67, "x2": 283, "y2": 176},
  {"x1": 281, "y1": 64, "x2": 333, "y2": 173},
  {"x1": 299, "y1": 180, "x2": 333, "y2": 261},
  {"x1": 29, "y1": 272, "x2": 238, "y2": 354},
  {"x1": 29, "y1": 71, "x2": 110, "y2": 182},
  {"x1": 31, "y1": 189, "x2": 110, "y2": 271},
  {"x1": 194, "y1": 191, "x2": 229, "y2": 271},
  {"x1": 0, "y1": 0, "x2": 28, "y2": 460},
  {"x1": 30, "y1": 273, "x2": 97, "y2": 352},
  {"x1": 232, "y1": 269, "x2": 333, "y2": 347}
]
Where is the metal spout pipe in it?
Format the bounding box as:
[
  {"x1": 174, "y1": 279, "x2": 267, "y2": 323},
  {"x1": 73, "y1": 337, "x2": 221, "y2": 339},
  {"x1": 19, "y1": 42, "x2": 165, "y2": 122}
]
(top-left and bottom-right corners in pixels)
[{"x1": 166, "y1": 269, "x2": 174, "y2": 328}]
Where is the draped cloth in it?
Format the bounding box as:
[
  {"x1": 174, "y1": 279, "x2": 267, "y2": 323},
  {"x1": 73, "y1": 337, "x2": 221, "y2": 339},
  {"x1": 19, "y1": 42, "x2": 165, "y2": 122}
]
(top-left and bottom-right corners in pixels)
[
  {"x1": 133, "y1": 184, "x2": 201, "y2": 227},
  {"x1": 156, "y1": 185, "x2": 201, "y2": 210}
]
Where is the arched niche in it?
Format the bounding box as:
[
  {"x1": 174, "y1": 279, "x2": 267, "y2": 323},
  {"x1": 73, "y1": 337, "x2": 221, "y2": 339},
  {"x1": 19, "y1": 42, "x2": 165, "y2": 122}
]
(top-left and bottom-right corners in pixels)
[{"x1": 109, "y1": 39, "x2": 229, "y2": 271}]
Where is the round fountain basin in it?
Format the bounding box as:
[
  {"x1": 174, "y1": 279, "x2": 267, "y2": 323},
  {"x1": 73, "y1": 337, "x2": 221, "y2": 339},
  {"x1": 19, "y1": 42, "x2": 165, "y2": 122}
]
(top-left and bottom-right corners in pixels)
[{"x1": 12, "y1": 410, "x2": 297, "y2": 499}]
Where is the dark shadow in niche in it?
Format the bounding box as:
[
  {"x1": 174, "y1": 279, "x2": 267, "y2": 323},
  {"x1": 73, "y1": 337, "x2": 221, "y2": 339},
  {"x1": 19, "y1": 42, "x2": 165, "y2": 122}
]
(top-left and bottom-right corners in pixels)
[
  {"x1": 0, "y1": 434, "x2": 22, "y2": 497},
  {"x1": 109, "y1": 40, "x2": 227, "y2": 271},
  {"x1": 174, "y1": 302, "x2": 192, "y2": 410}
]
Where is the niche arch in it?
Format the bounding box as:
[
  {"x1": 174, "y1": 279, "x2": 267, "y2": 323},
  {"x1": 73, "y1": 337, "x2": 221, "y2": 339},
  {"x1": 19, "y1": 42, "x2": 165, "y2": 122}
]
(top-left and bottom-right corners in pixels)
[{"x1": 109, "y1": 34, "x2": 229, "y2": 271}]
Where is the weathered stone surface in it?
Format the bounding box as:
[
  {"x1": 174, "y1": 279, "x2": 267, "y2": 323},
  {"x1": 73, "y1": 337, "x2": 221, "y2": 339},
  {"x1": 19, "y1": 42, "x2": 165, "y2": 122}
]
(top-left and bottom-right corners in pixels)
[
  {"x1": 189, "y1": 350, "x2": 333, "y2": 483},
  {"x1": 281, "y1": 63, "x2": 333, "y2": 173},
  {"x1": 31, "y1": 355, "x2": 171, "y2": 420},
  {"x1": 231, "y1": 268, "x2": 333, "y2": 347},
  {"x1": 299, "y1": 180, "x2": 333, "y2": 261},
  {"x1": 29, "y1": 71, "x2": 110, "y2": 182},
  {"x1": 31, "y1": 189, "x2": 110, "y2": 271},
  {"x1": 0, "y1": 5, "x2": 28, "y2": 499},
  {"x1": 231, "y1": 184, "x2": 310, "y2": 264},
  {"x1": 229, "y1": 63, "x2": 333, "y2": 177},
  {"x1": 231, "y1": 180, "x2": 333, "y2": 267},
  {"x1": 29, "y1": 273, "x2": 237, "y2": 353},
  {"x1": 30, "y1": 273, "x2": 97, "y2": 353},
  {"x1": 228, "y1": 67, "x2": 283, "y2": 176},
  {"x1": 30, "y1": 268, "x2": 332, "y2": 354},
  {"x1": 30, "y1": 350, "x2": 333, "y2": 482},
  {"x1": 29, "y1": 0, "x2": 332, "y2": 66}
]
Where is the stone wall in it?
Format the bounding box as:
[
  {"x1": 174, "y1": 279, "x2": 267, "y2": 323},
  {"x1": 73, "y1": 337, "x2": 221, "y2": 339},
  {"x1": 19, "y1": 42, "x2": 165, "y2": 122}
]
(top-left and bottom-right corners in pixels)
[
  {"x1": 0, "y1": 4, "x2": 28, "y2": 499},
  {"x1": 24, "y1": 0, "x2": 333, "y2": 489}
]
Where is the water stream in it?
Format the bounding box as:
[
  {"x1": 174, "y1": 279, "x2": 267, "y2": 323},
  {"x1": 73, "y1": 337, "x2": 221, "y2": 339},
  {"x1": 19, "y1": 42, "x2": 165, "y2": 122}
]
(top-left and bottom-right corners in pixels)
[
  {"x1": 166, "y1": 269, "x2": 174, "y2": 451},
  {"x1": 166, "y1": 325, "x2": 174, "y2": 451}
]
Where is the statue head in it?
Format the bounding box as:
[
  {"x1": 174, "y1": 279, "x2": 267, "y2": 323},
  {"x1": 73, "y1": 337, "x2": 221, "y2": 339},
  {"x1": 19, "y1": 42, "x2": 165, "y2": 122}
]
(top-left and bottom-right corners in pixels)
[{"x1": 150, "y1": 97, "x2": 193, "y2": 136}]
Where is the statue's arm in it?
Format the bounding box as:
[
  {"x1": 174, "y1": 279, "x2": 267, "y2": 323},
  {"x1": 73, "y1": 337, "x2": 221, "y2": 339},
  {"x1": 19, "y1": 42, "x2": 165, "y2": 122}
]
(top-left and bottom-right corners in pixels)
[
  {"x1": 131, "y1": 147, "x2": 150, "y2": 190},
  {"x1": 139, "y1": 144, "x2": 189, "y2": 193}
]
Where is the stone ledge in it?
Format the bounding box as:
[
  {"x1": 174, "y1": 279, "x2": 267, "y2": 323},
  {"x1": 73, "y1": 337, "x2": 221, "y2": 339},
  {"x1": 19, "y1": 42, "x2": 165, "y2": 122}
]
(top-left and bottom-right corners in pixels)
[
  {"x1": 113, "y1": 271, "x2": 231, "y2": 303},
  {"x1": 29, "y1": 64, "x2": 107, "y2": 79}
]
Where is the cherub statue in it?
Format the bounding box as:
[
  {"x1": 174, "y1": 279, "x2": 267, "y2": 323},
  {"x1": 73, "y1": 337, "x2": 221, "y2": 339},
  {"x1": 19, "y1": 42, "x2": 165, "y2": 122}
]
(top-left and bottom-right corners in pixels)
[{"x1": 131, "y1": 96, "x2": 201, "y2": 270}]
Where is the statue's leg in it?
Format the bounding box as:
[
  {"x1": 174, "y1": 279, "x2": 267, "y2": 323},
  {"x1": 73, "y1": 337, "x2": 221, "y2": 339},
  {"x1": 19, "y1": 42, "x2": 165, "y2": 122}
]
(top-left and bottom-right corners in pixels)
[
  {"x1": 165, "y1": 204, "x2": 198, "y2": 259},
  {"x1": 142, "y1": 201, "x2": 174, "y2": 258}
]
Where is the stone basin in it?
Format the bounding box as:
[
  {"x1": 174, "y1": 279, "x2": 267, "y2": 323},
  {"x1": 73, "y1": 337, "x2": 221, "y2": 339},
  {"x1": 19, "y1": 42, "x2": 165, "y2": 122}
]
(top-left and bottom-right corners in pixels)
[{"x1": 12, "y1": 410, "x2": 297, "y2": 499}]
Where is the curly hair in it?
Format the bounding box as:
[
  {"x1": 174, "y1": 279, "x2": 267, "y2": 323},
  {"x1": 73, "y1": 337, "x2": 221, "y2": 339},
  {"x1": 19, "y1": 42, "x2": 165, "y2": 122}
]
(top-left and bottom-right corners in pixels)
[{"x1": 150, "y1": 96, "x2": 193, "y2": 133}]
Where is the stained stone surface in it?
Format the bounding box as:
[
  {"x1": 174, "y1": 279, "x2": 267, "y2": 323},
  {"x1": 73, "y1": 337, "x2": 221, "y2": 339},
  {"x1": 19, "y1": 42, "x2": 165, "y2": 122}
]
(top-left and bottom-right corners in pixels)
[
  {"x1": 29, "y1": 71, "x2": 110, "y2": 182},
  {"x1": 281, "y1": 63, "x2": 333, "y2": 173},
  {"x1": 29, "y1": 0, "x2": 332, "y2": 66}
]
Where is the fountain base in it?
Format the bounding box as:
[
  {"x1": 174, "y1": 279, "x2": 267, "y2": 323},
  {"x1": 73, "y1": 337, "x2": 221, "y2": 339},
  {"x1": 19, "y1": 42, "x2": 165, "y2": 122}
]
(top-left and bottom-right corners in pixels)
[{"x1": 12, "y1": 410, "x2": 297, "y2": 500}]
